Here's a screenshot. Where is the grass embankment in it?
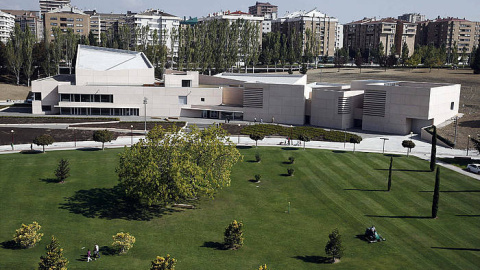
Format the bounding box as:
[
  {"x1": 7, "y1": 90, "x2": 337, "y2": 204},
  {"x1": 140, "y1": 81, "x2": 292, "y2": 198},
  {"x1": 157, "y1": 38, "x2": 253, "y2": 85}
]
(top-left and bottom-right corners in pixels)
[{"x1": 0, "y1": 148, "x2": 478, "y2": 269}]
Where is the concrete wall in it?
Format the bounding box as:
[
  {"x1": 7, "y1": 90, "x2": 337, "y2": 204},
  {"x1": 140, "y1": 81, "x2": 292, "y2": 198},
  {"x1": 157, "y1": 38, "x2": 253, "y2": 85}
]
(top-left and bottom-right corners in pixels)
[
  {"x1": 428, "y1": 84, "x2": 461, "y2": 125},
  {"x1": 242, "y1": 82, "x2": 306, "y2": 125},
  {"x1": 222, "y1": 87, "x2": 243, "y2": 106},
  {"x1": 76, "y1": 68, "x2": 155, "y2": 86},
  {"x1": 31, "y1": 78, "x2": 72, "y2": 114},
  {"x1": 164, "y1": 71, "x2": 200, "y2": 88}
]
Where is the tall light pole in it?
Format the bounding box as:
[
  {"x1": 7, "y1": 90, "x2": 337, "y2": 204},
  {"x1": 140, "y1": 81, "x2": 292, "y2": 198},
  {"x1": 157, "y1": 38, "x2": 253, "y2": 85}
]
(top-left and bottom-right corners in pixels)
[
  {"x1": 237, "y1": 124, "x2": 241, "y2": 144},
  {"x1": 131, "y1": 125, "x2": 134, "y2": 145},
  {"x1": 11, "y1": 130, "x2": 14, "y2": 150},
  {"x1": 290, "y1": 125, "x2": 293, "y2": 145},
  {"x1": 74, "y1": 127, "x2": 76, "y2": 148},
  {"x1": 143, "y1": 97, "x2": 148, "y2": 135},
  {"x1": 344, "y1": 128, "x2": 347, "y2": 148},
  {"x1": 467, "y1": 135, "x2": 470, "y2": 156},
  {"x1": 380, "y1": 137, "x2": 389, "y2": 154}
]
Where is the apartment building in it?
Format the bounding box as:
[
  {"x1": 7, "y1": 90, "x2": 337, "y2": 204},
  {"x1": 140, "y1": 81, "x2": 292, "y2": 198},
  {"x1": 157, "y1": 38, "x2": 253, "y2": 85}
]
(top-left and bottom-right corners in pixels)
[
  {"x1": 39, "y1": 0, "x2": 70, "y2": 14},
  {"x1": 85, "y1": 10, "x2": 129, "y2": 44},
  {"x1": 398, "y1": 13, "x2": 425, "y2": 24},
  {"x1": 132, "y1": 9, "x2": 181, "y2": 54},
  {"x1": 44, "y1": 5, "x2": 90, "y2": 42},
  {"x1": 0, "y1": 10, "x2": 15, "y2": 43},
  {"x1": 416, "y1": 17, "x2": 480, "y2": 55},
  {"x1": 335, "y1": 24, "x2": 343, "y2": 49},
  {"x1": 272, "y1": 8, "x2": 338, "y2": 57},
  {"x1": 344, "y1": 18, "x2": 416, "y2": 57},
  {"x1": 248, "y1": 2, "x2": 278, "y2": 33},
  {"x1": 200, "y1": 11, "x2": 264, "y2": 42},
  {"x1": 3, "y1": 10, "x2": 43, "y2": 41}
]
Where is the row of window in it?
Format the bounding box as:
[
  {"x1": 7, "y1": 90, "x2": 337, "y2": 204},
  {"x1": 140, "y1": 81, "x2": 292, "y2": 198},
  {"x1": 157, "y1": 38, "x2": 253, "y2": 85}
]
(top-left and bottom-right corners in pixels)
[
  {"x1": 50, "y1": 17, "x2": 83, "y2": 21},
  {"x1": 60, "y1": 94, "x2": 113, "y2": 103},
  {"x1": 60, "y1": 107, "x2": 139, "y2": 116}
]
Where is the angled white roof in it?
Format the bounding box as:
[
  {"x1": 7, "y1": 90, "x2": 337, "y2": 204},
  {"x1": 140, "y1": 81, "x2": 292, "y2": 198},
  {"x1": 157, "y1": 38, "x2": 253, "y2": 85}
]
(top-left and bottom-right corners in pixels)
[
  {"x1": 76, "y1": 45, "x2": 153, "y2": 71},
  {"x1": 215, "y1": 73, "x2": 306, "y2": 85}
]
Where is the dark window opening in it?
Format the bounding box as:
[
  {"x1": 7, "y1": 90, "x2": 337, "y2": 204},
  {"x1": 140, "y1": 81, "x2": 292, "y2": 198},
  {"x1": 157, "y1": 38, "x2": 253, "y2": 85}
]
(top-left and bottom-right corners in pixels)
[
  {"x1": 42, "y1": 105, "x2": 51, "y2": 111},
  {"x1": 34, "y1": 92, "x2": 42, "y2": 101},
  {"x1": 182, "y1": 80, "x2": 191, "y2": 87},
  {"x1": 201, "y1": 98, "x2": 205, "y2": 102},
  {"x1": 450, "y1": 102, "x2": 454, "y2": 110}
]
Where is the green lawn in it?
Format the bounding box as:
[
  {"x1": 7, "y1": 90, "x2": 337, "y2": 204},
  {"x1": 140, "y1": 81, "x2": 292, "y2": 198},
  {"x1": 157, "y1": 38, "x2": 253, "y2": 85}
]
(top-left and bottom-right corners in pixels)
[{"x1": 0, "y1": 147, "x2": 479, "y2": 269}]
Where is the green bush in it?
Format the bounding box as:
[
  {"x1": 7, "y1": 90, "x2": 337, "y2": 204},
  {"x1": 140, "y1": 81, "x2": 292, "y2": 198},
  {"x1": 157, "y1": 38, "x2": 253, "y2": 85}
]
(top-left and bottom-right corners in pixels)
[
  {"x1": 254, "y1": 174, "x2": 261, "y2": 182},
  {"x1": 288, "y1": 156, "x2": 295, "y2": 164},
  {"x1": 287, "y1": 168, "x2": 295, "y2": 176},
  {"x1": 112, "y1": 232, "x2": 136, "y2": 254},
  {"x1": 224, "y1": 220, "x2": 244, "y2": 250},
  {"x1": 13, "y1": 221, "x2": 43, "y2": 249},
  {"x1": 255, "y1": 153, "x2": 261, "y2": 162}
]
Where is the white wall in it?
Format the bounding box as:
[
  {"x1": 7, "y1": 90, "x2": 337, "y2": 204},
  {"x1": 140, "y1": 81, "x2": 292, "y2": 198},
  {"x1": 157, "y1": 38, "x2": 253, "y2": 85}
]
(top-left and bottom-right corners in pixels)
[{"x1": 76, "y1": 68, "x2": 155, "y2": 86}]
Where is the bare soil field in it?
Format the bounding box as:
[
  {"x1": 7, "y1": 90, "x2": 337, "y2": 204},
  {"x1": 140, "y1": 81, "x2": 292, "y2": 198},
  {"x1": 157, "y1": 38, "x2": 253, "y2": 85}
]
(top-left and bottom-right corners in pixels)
[
  {"x1": 0, "y1": 83, "x2": 30, "y2": 101},
  {"x1": 306, "y1": 67, "x2": 480, "y2": 149}
]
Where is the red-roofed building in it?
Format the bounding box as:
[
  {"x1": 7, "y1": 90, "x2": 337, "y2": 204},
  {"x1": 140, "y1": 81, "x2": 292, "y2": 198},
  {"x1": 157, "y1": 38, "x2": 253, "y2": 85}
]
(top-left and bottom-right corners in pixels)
[
  {"x1": 416, "y1": 17, "x2": 480, "y2": 57},
  {"x1": 344, "y1": 17, "x2": 416, "y2": 58}
]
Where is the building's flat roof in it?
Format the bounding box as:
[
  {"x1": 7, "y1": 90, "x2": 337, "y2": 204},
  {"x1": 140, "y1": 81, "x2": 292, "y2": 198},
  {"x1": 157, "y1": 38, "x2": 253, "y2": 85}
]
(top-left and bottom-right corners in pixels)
[
  {"x1": 34, "y1": 74, "x2": 75, "y2": 84},
  {"x1": 76, "y1": 45, "x2": 153, "y2": 71},
  {"x1": 215, "y1": 73, "x2": 305, "y2": 85}
]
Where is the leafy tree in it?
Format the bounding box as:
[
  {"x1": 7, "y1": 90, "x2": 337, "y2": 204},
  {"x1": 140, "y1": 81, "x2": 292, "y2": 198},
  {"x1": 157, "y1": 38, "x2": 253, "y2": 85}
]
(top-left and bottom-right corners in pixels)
[
  {"x1": 13, "y1": 221, "x2": 43, "y2": 249},
  {"x1": 451, "y1": 42, "x2": 459, "y2": 65},
  {"x1": 388, "y1": 157, "x2": 393, "y2": 191},
  {"x1": 255, "y1": 153, "x2": 261, "y2": 162},
  {"x1": 249, "y1": 133, "x2": 265, "y2": 148},
  {"x1": 6, "y1": 24, "x2": 23, "y2": 85},
  {"x1": 287, "y1": 168, "x2": 295, "y2": 176},
  {"x1": 224, "y1": 220, "x2": 244, "y2": 250},
  {"x1": 51, "y1": 27, "x2": 64, "y2": 74},
  {"x1": 38, "y1": 235, "x2": 68, "y2": 270},
  {"x1": 258, "y1": 264, "x2": 268, "y2": 270},
  {"x1": 33, "y1": 134, "x2": 54, "y2": 153},
  {"x1": 424, "y1": 45, "x2": 438, "y2": 72},
  {"x1": 405, "y1": 50, "x2": 421, "y2": 69},
  {"x1": 402, "y1": 140, "x2": 415, "y2": 157},
  {"x1": 325, "y1": 228, "x2": 344, "y2": 262},
  {"x1": 64, "y1": 28, "x2": 78, "y2": 74},
  {"x1": 150, "y1": 254, "x2": 176, "y2": 270},
  {"x1": 23, "y1": 25, "x2": 36, "y2": 86},
  {"x1": 55, "y1": 159, "x2": 70, "y2": 183},
  {"x1": 471, "y1": 42, "x2": 480, "y2": 74},
  {"x1": 349, "y1": 137, "x2": 361, "y2": 153},
  {"x1": 112, "y1": 232, "x2": 135, "y2": 254},
  {"x1": 355, "y1": 49, "x2": 363, "y2": 73},
  {"x1": 401, "y1": 42, "x2": 409, "y2": 66},
  {"x1": 254, "y1": 174, "x2": 261, "y2": 182},
  {"x1": 432, "y1": 167, "x2": 440, "y2": 218},
  {"x1": 300, "y1": 64, "x2": 307, "y2": 74},
  {"x1": 117, "y1": 125, "x2": 241, "y2": 206},
  {"x1": 377, "y1": 42, "x2": 385, "y2": 65},
  {"x1": 430, "y1": 126, "x2": 437, "y2": 172},
  {"x1": 460, "y1": 46, "x2": 467, "y2": 68},
  {"x1": 298, "y1": 134, "x2": 311, "y2": 150},
  {"x1": 93, "y1": 129, "x2": 114, "y2": 150}
]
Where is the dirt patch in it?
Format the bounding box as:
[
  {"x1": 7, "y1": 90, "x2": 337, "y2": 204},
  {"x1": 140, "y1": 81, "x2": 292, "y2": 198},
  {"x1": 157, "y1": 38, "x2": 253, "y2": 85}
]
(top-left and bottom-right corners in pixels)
[{"x1": 0, "y1": 83, "x2": 30, "y2": 101}]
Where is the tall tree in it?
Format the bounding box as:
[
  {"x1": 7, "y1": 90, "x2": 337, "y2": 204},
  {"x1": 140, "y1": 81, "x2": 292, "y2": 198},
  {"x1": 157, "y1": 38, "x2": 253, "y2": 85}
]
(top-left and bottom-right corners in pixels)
[
  {"x1": 55, "y1": 158, "x2": 70, "y2": 183},
  {"x1": 325, "y1": 228, "x2": 344, "y2": 263},
  {"x1": 451, "y1": 42, "x2": 459, "y2": 65},
  {"x1": 424, "y1": 45, "x2": 438, "y2": 72},
  {"x1": 431, "y1": 167, "x2": 440, "y2": 218},
  {"x1": 33, "y1": 134, "x2": 54, "y2": 153},
  {"x1": 23, "y1": 25, "x2": 36, "y2": 86},
  {"x1": 93, "y1": 129, "x2": 114, "y2": 150},
  {"x1": 117, "y1": 125, "x2": 241, "y2": 206},
  {"x1": 355, "y1": 49, "x2": 363, "y2": 73},
  {"x1": 51, "y1": 27, "x2": 64, "y2": 74},
  {"x1": 460, "y1": 46, "x2": 467, "y2": 68},
  {"x1": 224, "y1": 220, "x2": 244, "y2": 250},
  {"x1": 430, "y1": 126, "x2": 437, "y2": 172},
  {"x1": 38, "y1": 235, "x2": 68, "y2": 270},
  {"x1": 65, "y1": 28, "x2": 78, "y2": 74},
  {"x1": 401, "y1": 42, "x2": 409, "y2": 66},
  {"x1": 471, "y1": 42, "x2": 480, "y2": 74},
  {"x1": 6, "y1": 24, "x2": 23, "y2": 85},
  {"x1": 387, "y1": 157, "x2": 393, "y2": 191}
]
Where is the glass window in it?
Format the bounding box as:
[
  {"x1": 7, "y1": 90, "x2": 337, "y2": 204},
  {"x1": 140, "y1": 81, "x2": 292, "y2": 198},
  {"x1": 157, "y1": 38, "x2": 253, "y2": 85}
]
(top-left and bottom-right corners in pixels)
[
  {"x1": 94, "y1": 95, "x2": 101, "y2": 102},
  {"x1": 60, "y1": 94, "x2": 70, "y2": 102},
  {"x1": 178, "y1": 96, "x2": 187, "y2": 105},
  {"x1": 42, "y1": 105, "x2": 51, "y2": 111},
  {"x1": 451, "y1": 102, "x2": 454, "y2": 110},
  {"x1": 182, "y1": 80, "x2": 191, "y2": 87},
  {"x1": 34, "y1": 92, "x2": 41, "y2": 100}
]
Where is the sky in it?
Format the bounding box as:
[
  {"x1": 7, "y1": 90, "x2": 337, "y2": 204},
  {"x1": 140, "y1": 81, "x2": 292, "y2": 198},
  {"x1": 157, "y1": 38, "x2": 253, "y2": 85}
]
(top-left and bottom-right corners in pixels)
[{"x1": 2, "y1": 0, "x2": 480, "y2": 23}]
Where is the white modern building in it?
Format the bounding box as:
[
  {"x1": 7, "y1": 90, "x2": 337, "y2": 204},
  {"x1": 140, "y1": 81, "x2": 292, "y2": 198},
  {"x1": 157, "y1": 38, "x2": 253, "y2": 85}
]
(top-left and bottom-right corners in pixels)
[
  {"x1": 31, "y1": 45, "x2": 222, "y2": 116},
  {"x1": 0, "y1": 10, "x2": 15, "y2": 43},
  {"x1": 132, "y1": 9, "x2": 181, "y2": 54},
  {"x1": 335, "y1": 24, "x2": 343, "y2": 49}
]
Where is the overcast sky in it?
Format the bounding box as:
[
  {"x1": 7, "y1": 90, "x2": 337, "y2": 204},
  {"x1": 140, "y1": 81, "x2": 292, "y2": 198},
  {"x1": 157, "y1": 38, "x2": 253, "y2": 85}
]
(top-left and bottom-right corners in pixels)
[{"x1": 2, "y1": 0, "x2": 479, "y2": 23}]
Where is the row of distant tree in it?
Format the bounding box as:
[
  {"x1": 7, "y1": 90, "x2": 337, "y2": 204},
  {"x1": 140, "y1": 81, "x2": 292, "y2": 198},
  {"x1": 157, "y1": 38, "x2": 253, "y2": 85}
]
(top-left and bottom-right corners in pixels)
[{"x1": 2, "y1": 22, "x2": 480, "y2": 86}]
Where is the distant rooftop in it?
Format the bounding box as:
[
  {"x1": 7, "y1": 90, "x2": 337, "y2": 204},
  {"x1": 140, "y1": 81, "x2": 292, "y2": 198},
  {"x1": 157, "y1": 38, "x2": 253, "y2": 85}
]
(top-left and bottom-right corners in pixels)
[
  {"x1": 216, "y1": 73, "x2": 305, "y2": 85},
  {"x1": 76, "y1": 45, "x2": 153, "y2": 71}
]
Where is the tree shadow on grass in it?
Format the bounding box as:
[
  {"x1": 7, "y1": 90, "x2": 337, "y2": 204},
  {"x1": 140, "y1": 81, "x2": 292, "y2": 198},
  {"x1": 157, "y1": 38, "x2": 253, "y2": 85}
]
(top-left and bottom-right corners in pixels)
[
  {"x1": 365, "y1": 214, "x2": 431, "y2": 219},
  {"x1": 456, "y1": 215, "x2": 480, "y2": 217},
  {"x1": 201, "y1": 241, "x2": 225, "y2": 250},
  {"x1": 0, "y1": 240, "x2": 19, "y2": 250},
  {"x1": 20, "y1": 150, "x2": 43, "y2": 154},
  {"x1": 236, "y1": 146, "x2": 252, "y2": 150},
  {"x1": 59, "y1": 185, "x2": 180, "y2": 221},
  {"x1": 384, "y1": 154, "x2": 402, "y2": 157},
  {"x1": 344, "y1": 188, "x2": 387, "y2": 192},
  {"x1": 431, "y1": 247, "x2": 480, "y2": 251},
  {"x1": 76, "y1": 147, "x2": 101, "y2": 152},
  {"x1": 40, "y1": 178, "x2": 60, "y2": 184},
  {"x1": 293, "y1": 255, "x2": 332, "y2": 264},
  {"x1": 332, "y1": 150, "x2": 347, "y2": 154},
  {"x1": 419, "y1": 190, "x2": 480, "y2": 193},
  {"x1": 282, "y1": 147, "x2": 299, "y2": 151},
  {"x1": 100, "y1": 245, "x2": 117, "y2": 256},
  {"x1": 375, "y1": 168, "x2": 431, "y2": 172}
]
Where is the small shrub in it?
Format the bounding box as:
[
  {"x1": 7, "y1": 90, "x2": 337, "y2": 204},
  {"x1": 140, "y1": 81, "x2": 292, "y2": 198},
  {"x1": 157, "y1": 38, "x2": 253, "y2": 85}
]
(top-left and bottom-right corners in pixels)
[
  {"x1": 13, "y1": 221, "x2": 43, "y2": 249},
  {"x1": 258, "y1": 264, "x2": 268, "y2": 270},
  {"x1": 224, "y1": 220, "x2": 244, "y2": 250},
  {"x1": 254, "y1": 174, "x2": 261, "y2": 182},
  {"x1": 38, "y1": 235, "x2": 68, "y2": 270},
  {"x1": 112, "y1": 232, "x2": 136, "y2": 254},
  {"x1": 288, "y1": 156, "x2": 295, "y2": 164},
  {"x1": 287, "y1": 168, "x2": 295, "y2": 176},
  {"x1": 325, "y1": 228, "x2": 344, "y2": 262},
  {"x1": 151, "y1": 254, "x2": 176, "y2": 270},
  {"x1": 287, "y1": 68, "x2": 293, "y2": 74},
  {"x1": 255, "y1": 153, "x2": 261, "y2": 162},
  {"x1": 300, "y1": 64, "x2": 307, "y2": 74},
  {"x1": 54, "y1": 158, "x2": 70, "y2": 183}
]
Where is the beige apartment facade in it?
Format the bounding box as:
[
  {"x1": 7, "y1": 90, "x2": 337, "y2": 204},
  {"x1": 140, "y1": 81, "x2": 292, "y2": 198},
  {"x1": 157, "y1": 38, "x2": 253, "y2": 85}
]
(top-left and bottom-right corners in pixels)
[{"x1": 44, "y1": 5, "x2": 90, "y2": 42}]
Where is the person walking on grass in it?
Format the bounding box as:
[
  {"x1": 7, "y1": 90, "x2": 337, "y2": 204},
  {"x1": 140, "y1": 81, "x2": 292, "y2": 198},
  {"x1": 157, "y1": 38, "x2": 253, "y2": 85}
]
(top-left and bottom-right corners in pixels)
[
  {"x1": 94, "y1": 244, "x2": 100, "y2": 260},
  {"x1": 87, "y1": 249, "x2": 92, "y2": 262}
]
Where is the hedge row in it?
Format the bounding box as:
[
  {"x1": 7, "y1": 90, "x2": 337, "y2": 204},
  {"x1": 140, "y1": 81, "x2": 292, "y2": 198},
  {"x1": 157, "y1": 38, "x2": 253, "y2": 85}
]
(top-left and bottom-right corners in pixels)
[{"x1": 240, "y1": 124, "x2": 362, "y2": 143}]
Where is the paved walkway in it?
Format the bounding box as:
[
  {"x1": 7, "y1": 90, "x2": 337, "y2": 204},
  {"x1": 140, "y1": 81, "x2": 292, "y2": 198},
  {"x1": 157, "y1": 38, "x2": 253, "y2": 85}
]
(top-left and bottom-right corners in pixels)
[{"x1": 1, "y1": 132, "x2": 479, "y2": 181}]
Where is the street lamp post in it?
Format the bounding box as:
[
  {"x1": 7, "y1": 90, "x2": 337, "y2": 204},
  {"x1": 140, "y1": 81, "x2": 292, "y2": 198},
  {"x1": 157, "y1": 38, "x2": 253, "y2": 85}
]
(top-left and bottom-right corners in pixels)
[
  {"x1": 410, "y1": 131, "x2": 413, "y2": 140},
  {"x1": 131, "y1": 125, "x2": 134, "y2": 145},
  {"x1": 74, "y1": 127, "x2": 76, "y2": 148},
  {"x1": 238, "y1": 124, "x2": 241, "y2": 144},
  {"x1": 380, "y1": 137, "x2": 389, "y2": 154},
  {"x1": 143, "y1": 97, "x2": 148, "y2": 135},
  {"x1": 11, "y1": 130, "x2": 14, "y2": 150},
  {"x1": 467, "y1": 135, "x2": 470, "y2": 156},
  {"x1": 344, "y1": 128, "x2": 347, "y2": 148},
  {"x1": 290, "y1": 125, "x2": 293, "y2": 145}
]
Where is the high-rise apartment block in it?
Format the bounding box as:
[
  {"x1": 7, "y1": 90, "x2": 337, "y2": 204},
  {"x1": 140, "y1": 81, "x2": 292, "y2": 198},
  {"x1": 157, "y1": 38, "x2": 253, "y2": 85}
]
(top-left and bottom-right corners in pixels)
[
  {"x1": 398, "y1": 13, "x2": 425, "y2": 23},
  {"x1": 248, "y1": 2, "x2": 278, "y2": 17},
  {"x1": 44, "y1": 5, "x2": 90, "y2": 42},
  {"x1": 39, "y1": 0, "x2": 70, "y2": 14},
  {"x1": 85, "y1": 10, "x2": 129, "y2": 44},
  {"x1": 344, "y1": 18, "x2": 416, "y2": 57},
  {"x1": 0, "y1": 10, "x2": 15, "y2": 43},
  {"x1": 199, "y1": 11, "x2": 264, "y2": 43},
  {"x1": 416, "y1": 17, "x2": 480, "y2": 55},
  {"x1": 272, "y1": 8, "x2": 338, "y2": 57},
  {"x1": 3, "y1": 10, "x2": 44, "y2": 41}
]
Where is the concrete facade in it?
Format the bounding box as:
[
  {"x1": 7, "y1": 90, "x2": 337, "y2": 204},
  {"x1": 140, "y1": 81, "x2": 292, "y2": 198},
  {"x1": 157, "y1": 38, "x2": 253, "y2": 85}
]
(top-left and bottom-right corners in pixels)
[
  {"x1": 39, "y1": 0, "x2": 70, "y2": 14},
  {"x1": 0, "y1": 10, "x2": 15, "y2": 43},
  {"x1": 44, "y1": 5, "x2": 90, "y2": 42}
]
